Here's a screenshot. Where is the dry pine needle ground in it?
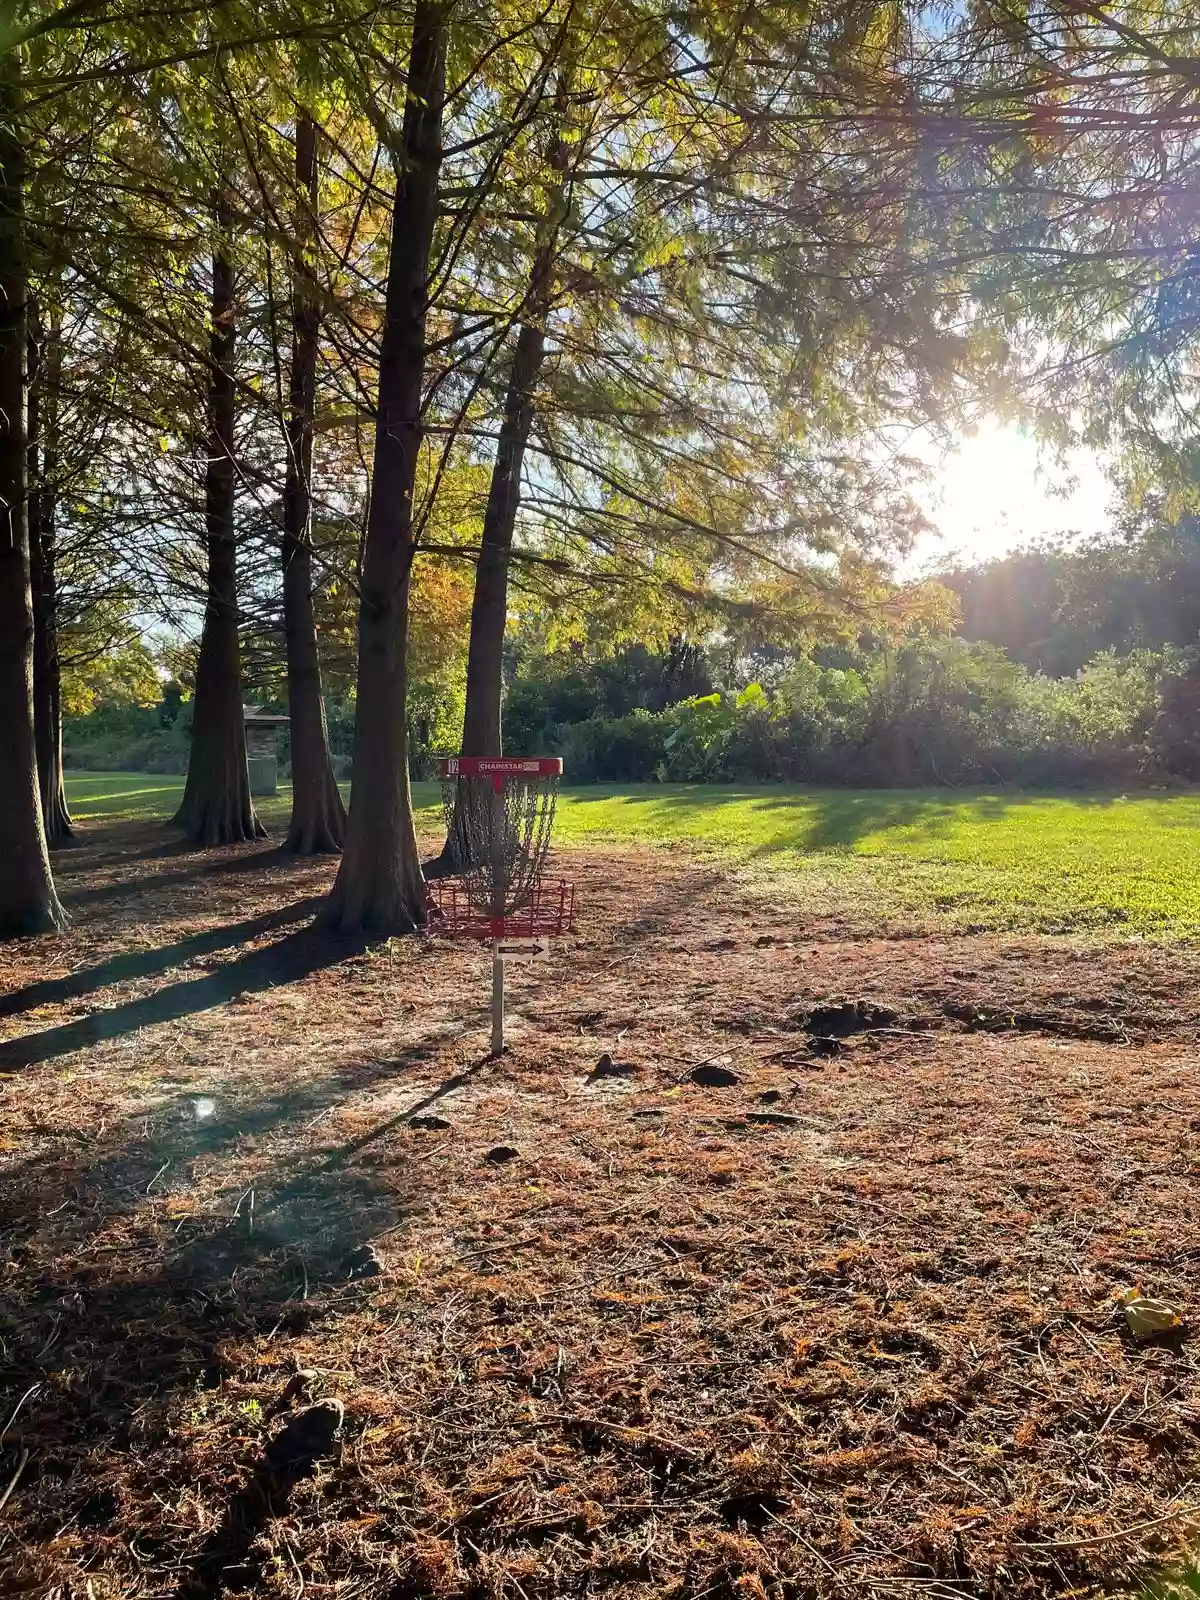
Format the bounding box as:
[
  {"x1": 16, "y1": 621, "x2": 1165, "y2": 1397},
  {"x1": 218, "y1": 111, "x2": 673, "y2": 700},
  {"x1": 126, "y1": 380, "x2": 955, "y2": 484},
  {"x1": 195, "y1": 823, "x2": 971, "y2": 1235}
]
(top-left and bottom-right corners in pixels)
[{"x1": 1, "y1": 823, "x2": 1199, "y2": 1598}]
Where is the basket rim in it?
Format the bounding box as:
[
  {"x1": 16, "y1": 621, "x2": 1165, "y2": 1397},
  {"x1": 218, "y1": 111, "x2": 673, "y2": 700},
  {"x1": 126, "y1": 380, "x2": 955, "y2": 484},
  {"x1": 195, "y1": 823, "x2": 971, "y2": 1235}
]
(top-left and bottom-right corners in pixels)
[{"x1": 435, "y1": 755, "x2": 563, "y2": 778}]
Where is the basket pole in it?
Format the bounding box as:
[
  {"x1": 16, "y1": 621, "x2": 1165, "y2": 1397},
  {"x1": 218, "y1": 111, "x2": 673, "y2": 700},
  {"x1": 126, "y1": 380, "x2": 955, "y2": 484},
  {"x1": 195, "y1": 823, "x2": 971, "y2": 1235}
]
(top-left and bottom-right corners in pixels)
[
  {"x1": 490, "y1": 773, "x2": 507, "y2": 1054},
  {"x1": 491, "y1": 943, "x2": 505, "y2": 1056}
]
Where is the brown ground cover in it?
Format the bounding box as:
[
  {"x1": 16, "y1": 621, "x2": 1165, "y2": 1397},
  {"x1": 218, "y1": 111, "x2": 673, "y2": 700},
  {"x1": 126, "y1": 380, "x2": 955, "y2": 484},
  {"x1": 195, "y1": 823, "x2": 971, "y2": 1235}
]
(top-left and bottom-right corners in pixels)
[{"x1": 2, "y1": 823, "x2": 1200, "y2": 1598}]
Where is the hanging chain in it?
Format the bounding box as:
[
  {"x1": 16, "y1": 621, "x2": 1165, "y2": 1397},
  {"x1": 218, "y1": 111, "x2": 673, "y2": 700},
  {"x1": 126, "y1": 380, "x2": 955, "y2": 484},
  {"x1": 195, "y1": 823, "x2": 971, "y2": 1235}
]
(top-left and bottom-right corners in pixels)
[{"x1": 439, "y1": 774, "x2": 560, "y2": 918}]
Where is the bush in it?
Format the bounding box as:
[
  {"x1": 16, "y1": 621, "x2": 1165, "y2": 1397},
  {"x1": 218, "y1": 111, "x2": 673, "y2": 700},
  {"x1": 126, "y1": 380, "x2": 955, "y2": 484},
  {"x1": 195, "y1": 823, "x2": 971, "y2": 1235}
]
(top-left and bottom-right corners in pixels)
[
  {"x1": 66, "y1": 636, "x2": 1194, "y2": 791},
  {"x1": 1152, "y1": 653, "x2": 1200, "y2": 777},
  {"x1": 504, "y1": 641, "x2": 713, "y2": 756},
  {"x1": 63, "y1": 702, "x2": 192, "y2": 774},
  {"x1": 515, "y1": 641, "x2": 1187, "y2": 789},
  {"x1": 64, "y1": 693, "x2": 361, "y2": 781},
  {"x1": 561, "y1": 710, "x2": 667, "y2": 782}
]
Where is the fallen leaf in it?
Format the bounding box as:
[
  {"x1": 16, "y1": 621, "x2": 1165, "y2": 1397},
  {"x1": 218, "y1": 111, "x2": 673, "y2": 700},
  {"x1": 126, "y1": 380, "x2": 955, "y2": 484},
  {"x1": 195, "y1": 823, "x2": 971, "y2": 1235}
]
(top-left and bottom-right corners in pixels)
[{"x1": 1120, "y1": 1287, "x2": 1183, "y2": 1337}]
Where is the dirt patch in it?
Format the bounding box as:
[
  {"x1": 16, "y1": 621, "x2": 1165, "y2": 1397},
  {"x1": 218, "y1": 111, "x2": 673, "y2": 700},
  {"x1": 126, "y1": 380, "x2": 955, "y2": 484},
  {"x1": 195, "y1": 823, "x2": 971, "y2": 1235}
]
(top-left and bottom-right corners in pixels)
[
  {"x1": 940, "y1": 999, "x2": 1137, "y2": 1043},
  {"x1": 1, "y1": 822, "x2": 1199, "y2": 1597},
  {"x1": 791, "y1": 998, "x2": 900, "y2": 1037}
]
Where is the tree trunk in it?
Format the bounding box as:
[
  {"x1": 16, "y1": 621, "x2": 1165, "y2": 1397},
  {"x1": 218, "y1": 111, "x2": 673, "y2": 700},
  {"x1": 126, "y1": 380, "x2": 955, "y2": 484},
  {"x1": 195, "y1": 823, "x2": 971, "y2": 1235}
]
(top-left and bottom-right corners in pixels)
[
  {"x1": 461, "y1": 320, "x2": 548, "y2": 758},
  {"x1": 427, "y1": 78, "x2": 568, "y2": 878},
  {"x1": 0, "y1": 39, "x2": 66, "y2": 936},
  {"x1": 424, "y1": 322, "x2": 548, "y2": 878},
  {"x1": 282, "y1": 111, "x2": 345, "y2": 854},
  {"x1": 321, "y1": 1, "x2": 446, "y2": 936},
  {"x1": 173, "y1": 192, "x2": 265, "y2": 847},
  {"x1": 28, "y1": 310, "x2": 73, "y2": 845}
]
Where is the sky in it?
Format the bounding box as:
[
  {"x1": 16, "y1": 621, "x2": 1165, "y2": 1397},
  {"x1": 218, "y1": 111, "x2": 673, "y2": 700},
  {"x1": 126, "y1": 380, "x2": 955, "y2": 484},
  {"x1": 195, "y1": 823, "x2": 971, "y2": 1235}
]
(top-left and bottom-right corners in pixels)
[{"x1": 905, "y1": 420, "x2": 1115, "y2": 575}]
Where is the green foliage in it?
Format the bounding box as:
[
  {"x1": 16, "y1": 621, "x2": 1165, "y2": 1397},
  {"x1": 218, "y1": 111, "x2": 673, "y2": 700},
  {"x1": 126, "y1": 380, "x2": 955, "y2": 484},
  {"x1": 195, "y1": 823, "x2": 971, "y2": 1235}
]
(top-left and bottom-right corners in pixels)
[
  {"x1": 61, "y1": 639, "x2": 162, "y2": 716},
  {"x1": 942, "y1": 509, "x2": 1200, "y2": 677},
  {"x1": 63, "y1": 701, "x2": 192, "y2": 774},
  {"x1": 68, "y1": 624, "x2": 1192, "y2": 791},
  {"x1": 504, "y1": 639, "x2": 714, "y2": 754},
  {"x1": 510, "y1": 636, "x2": 1186, "y2": 788},
  {"x1": 560, "y1": 711, "x2": 666, "y2": 783},
  {"x1": 63, "y1": 687, "x2": 448, "y2": 782},
  {"x1": 1152, "y1": 657, "x2": 1200, "y2": 779},
  {"x1": 854, "y1": 640, "x2": 1163, "y2": 786},
  {"x1": 1149, "y1": 1560, "x2": 1200, "y2": 1599}
]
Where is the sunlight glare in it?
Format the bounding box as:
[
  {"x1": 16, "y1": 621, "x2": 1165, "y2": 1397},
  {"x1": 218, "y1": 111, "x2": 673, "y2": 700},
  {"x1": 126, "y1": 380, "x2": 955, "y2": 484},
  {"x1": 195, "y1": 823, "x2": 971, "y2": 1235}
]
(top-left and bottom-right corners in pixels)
[{"x1": 911, "y1": 421, "x2": 1112, "y2": 571}]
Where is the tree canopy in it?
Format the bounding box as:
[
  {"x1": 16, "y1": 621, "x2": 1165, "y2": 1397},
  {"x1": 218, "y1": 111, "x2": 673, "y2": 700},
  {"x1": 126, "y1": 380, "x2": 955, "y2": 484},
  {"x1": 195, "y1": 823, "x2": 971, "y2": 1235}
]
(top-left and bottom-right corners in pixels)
[{"x1": 3, "y1": 0, "x2": 1200, "y2": 933}]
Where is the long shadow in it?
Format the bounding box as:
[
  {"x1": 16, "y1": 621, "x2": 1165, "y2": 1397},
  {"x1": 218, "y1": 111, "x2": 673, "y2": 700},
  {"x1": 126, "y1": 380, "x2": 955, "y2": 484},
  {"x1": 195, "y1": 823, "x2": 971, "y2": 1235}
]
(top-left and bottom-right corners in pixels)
[
  {"x1": 35, "y1": 826, "x2": 226, "y2": 901},
  {"x1": 563, "y1": 782, "x2": 1140, "y2": 856},
  {"x1": 0, "y1": 1088, "x2": 413, "y2": 1592},
  {"x1": 736, "y1": 788, "x2": 1006, "y2": 853},
  {"x1": 0, "y1": 897, "x2": 327, "y2": 1023},
  {"x1": 59, "y1": 845, "x2": 331, "y2": 912},
  {"x1": 166, "y1": 1047, "x2": 494, "y2": 1598},
  {"x1": 781, "y1": 788, "x2": 1133, "y2": 853},
  {"x1": 0, "y1": 910, "x2": 346, "y2": 1068},
  {"x1": 0, "y1": 1022, "x2": 474, "y2": 1243},
  {"x1": 561, "y1": 783, "x2": 979, "y2": 853},
  {"x1": 0, "y1": 1004, "x2": 487, "y2": 1596},
  {"x1": 333, "y1": 1053, "x2": 490, "y2": 1160},
  {"x1": 180, "y1": 1400, "x2": 345, "y2": 1598},
  {"x1": 734, "y1": 791, "x2": 969, "y2": 855},
  {"x1": 62, "y1": 829, "x2": 199, "y2": 866}
]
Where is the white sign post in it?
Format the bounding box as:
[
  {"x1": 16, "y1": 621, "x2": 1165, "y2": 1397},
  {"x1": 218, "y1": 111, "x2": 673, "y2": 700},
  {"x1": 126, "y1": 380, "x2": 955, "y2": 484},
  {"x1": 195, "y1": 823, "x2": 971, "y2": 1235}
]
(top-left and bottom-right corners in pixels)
[
  {"x1": 495, "y1": 937, "x2": 551, "y2": 962},
  {"x1": 490, "y1": 938, "x2": 550, "y2": 1054},
  {"x1": 491, "y1": 942, "x2": 504, "y2": 1056}
]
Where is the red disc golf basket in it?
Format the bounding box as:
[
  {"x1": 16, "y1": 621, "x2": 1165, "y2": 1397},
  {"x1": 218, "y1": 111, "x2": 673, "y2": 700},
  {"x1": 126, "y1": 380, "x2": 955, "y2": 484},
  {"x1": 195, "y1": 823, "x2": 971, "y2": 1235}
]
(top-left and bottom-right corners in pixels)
[{"x1": 427, "y1": 756, "x2": 574, "y2": 1054}]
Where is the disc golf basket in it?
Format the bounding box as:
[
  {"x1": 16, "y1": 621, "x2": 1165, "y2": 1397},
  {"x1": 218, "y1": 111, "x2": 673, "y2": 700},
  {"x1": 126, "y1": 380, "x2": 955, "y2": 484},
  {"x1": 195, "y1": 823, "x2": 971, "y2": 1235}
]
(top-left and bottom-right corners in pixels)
[{"x1": 427, "y1": 756, "x2": 574, "y2": 1054}]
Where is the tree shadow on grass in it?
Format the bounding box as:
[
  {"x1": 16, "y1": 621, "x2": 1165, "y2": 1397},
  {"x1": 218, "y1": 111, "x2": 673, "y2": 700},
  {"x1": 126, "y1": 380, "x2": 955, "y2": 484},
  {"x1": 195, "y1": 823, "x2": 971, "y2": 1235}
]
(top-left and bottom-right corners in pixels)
[
  {"x1": 0, "y1": 905, "x2": 339, "y2": 1063},
  {"x1": 731, "y1": 789, "x2": 1008, "y2": 855},
  {"x1": 768, "y1": 788, "x2": 1135, "y2": 855},
  {"x1": 561, "y1": 784, "x2": 988, "y2": 855},
  {"x1": 564, "y1": 783, "x2": 1135, "y2": 858},
  {"x1": 63, "y1": 784, "x2": 186, "y2": 823}
]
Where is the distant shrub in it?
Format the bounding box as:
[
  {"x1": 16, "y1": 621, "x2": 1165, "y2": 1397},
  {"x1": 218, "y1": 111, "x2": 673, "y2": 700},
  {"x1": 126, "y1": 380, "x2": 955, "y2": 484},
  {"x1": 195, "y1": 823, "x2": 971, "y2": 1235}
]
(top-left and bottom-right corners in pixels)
[
  {"x1": 511, "y1": 640, "x2": 1188, "y2": 789},
  {"x1": 1152, "y1": 653, "x2": 1200, "y2": 778},
  {"x1": 63, "y1": 702, "x2": 192, "y2": 774},
  {"x1": 65, "y1": 636, "x2": 1195, "y2": 791},
  {"x1": 561, "y1": 710, "x2": 666, "y2": 782}
]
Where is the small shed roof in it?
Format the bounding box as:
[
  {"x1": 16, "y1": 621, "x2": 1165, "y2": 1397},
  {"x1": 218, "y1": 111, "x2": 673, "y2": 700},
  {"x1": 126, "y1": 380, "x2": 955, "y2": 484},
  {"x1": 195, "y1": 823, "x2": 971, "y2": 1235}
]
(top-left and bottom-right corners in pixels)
[{"x1": 242, "y1": 707, "x2": 289, "y2": 729}]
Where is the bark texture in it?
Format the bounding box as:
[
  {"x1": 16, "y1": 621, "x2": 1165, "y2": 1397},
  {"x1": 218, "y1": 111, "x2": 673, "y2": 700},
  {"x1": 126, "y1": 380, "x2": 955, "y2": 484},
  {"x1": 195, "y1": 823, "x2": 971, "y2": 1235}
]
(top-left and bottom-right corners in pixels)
[
  {"x1": 322, "y1": 1, "x2": 446, "y2": 935},
  {"x1": 0, "y1": 43, "x2": 66, "y2": 936},
  {"x1": 424, "y1": 320, "x2": 548, "y2": 879},
  {"x1": 426, "y1": 81, "x2": 568, "y2": 878},
  {"x1": 282, "y1": 112, "x2": 345, "y2": 854},
  {"x1": 460, "y1": 319, "x2": 548, "y2": 759},
  {"x1": 28, "y1": 315, "x2": 73, "y2": 845},
  {"x1": 173, "y1": 194, "x2": 265, "y2": 847}
]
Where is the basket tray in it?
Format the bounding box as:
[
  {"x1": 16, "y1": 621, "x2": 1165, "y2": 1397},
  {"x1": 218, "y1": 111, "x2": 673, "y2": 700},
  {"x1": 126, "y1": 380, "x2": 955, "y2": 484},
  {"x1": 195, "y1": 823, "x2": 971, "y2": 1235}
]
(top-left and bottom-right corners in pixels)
[{"x1": 426, "y1": 878, "x2": 575, "y2": 940}]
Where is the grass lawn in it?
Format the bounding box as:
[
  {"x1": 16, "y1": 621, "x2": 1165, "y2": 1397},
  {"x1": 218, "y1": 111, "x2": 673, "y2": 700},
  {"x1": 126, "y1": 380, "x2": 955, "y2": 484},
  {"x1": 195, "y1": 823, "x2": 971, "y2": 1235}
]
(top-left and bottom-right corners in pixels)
[{"x1": 64, "y1": 770, "x2": 1200, "y2": 937}]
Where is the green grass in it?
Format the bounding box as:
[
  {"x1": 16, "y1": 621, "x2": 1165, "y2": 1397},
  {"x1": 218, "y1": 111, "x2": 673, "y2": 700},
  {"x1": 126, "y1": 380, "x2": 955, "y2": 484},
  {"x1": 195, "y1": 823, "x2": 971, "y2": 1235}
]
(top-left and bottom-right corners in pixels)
[
  {"x1": 63, "y1": 772, "x2": 1200, "y2": 938},
  {"x1": 64, "y1": 772, "x2": 204, "y2": 821}
]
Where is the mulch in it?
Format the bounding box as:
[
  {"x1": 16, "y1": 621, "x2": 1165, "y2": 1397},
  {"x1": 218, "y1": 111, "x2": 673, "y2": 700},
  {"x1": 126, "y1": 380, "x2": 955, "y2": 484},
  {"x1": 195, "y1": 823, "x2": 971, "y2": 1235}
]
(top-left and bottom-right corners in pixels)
[{"x1": 1, "y1": 821, "x2": 1199, "y2": 1598}]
